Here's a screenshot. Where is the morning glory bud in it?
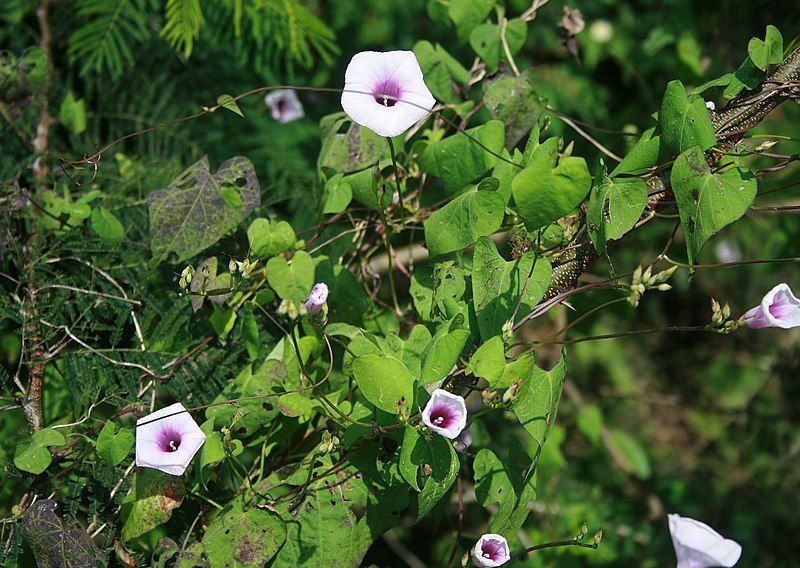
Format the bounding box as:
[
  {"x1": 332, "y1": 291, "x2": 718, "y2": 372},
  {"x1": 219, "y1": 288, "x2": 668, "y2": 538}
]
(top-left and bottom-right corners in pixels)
[
  {"x1": 305, "y1": 283, "x2": 329, "y2": 314},
  {"x1": 743, "y1": 283, "x2": 800, "y2": 329}
]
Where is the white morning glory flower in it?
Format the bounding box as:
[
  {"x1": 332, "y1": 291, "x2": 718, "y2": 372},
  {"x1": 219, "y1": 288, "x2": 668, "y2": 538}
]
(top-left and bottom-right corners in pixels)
[
  {"x1": 135, "y1": 402, "x2": 206, "y2": 476},
  {"x1": 264, "y1": 89, "x2": 305, "y2": 123},
  {"x1": 421, "y1": 389, "x2": 467, "y2": 439},
  {"x1": 341, "y1": 50, "x2": 436, "y2": 138},
  {"x1": 668, "y1": 514, "x2": 742, "y2": 568},
  {"x1": 472, "y1": 533, "x2": 511, "y2": 567}
]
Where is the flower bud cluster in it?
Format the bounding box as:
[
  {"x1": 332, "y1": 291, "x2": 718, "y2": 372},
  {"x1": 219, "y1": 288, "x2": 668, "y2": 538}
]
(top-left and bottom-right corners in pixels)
[{"x1": 628, "y1": 264, "x2": 677, "y2": 307}]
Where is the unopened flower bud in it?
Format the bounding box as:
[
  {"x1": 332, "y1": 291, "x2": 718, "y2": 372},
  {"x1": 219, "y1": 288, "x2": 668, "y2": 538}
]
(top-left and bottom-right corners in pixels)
[{"x1": 503, "y1": 381, "x2": 522, "y2": 405}]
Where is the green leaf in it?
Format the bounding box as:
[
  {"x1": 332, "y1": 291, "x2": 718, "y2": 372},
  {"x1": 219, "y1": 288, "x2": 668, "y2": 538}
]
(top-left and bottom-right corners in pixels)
[
  {"x1": 483, "y1": 68, "x2": 543, "y2": 148},
  {"x1": 148, "y1": 156, "x2": 260, "y2": 263},
  {"x1": 351, "y1": 354, "x2": 416, "y2": 414},
  {"x1": 121, "y1": 469, "x2": 185, "y2": 541},
  {"x1": 241, "y1": 307, "x2": 259, "y2": 360},
  {"x1": 266, "y1": 251, "x2": 315, "y2": 302},
  {"x1": 322, "y1": 174, "x2": 353, "y2": 214},
  {"x1": 90, "y1": 206, "x2": 124, "y2": 244},
  {"x1": 577, "y1": 405, "x2": 603, "y2": 445},
  {"x1": 199, "y1": 419, "x2": 225, "y2": 469},
  {"x1": 318, "y1": 113, "x2": 393, "y2": 173},
  {"x1": 424, "y1": 188, "x2": 505, "y2": 258},
  {"x1": 723, "y1": 58, "x2": 763, "y2": 99},
  {"x1": 399, "y1": 426, "x2": 460, "y2": 519},
  {"x1": 469, "y1": 19, "x2": 527, "y2": 71},
  {"x1": 162, "y1": 0, "x2": 204, "y2": 58},
  {"x1": 14, "y1": 428, "x2": 65, "y2": 474},
  {"x1": 448, "y1": 0, "x2": 495, "y2": 43},
  {"x1": 59, "y1": 92, "x2": 86, "y2": 135},
  {"x1": 670, "y1": 146, "x2": 757, "y2": 264},
  {"x1": 611, "y1": 127, "x2": 661, "y2": 177},
  {"x1": 609, "y1": 428, "x2": 652, "y2": 479},
  {"x1": 247, "y1": 218, "x2": 296, "y2": 259},
  {"x1": 216, "y1": 94, "x2": 243, "y2": 117},
  {"x1": 466, "y1": 336, "x2": 506, "y2": 385},
  {"x1": 420, "y1": 325, "x2": 470, "y2": 384},
  {"x1": 208, "y1": 307, "x2": 236, "y2": 339},
  {"x1": 96, "y1": 421, "x2": 134, "y2": 467},
  {"x1": 472, "y1": 237, "x2": 552, "y2": 341},
  {"x1": 413, "y1": 41, "x2": 470, "y2": 103},
  {"x1": 401, "y1": 325, "x2": 433, "y2": 378},
  {"x1": 202, "y1": 504, "x2": 286, "y2": 567},
  {"x1": 586, "y1": 162, "x2": 613, "y2": 263},
  {"x1": 511, "y1": 150, "x2": 591, "y2": 231},
  {"x1": 747, "y1": 25, "x2": 783, "y2": 70},
  {"x1": 606, "y1": 179, "x2": 648, "y2": 240},
  {"x1": 20, "y1": 500, "x2": 107, "y2": 568},
  {"x1": 473, "y1": 441, "x2": 537, "y2": 535},
  {"x1": 509, "y1": 354, "x2": 566, "y2": 451},
  {"x1": 189, "y1": 256, "x2": 232, "y2": 312},
  {"x1": 659, "y1": 80, "x2": 716, "y2": 154},
  {"x1": 418, "y1": 120, "x2": 505, "y2": 194},
  {"x1": 206, "y1": 360, "x2": 287, "y2": 436}
]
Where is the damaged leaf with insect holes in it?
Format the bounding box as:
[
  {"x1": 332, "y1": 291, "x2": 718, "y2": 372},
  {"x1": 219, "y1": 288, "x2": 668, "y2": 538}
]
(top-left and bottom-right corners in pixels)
[{"x1": 148, "y1": 156, "x2": 260, "y2": 263}]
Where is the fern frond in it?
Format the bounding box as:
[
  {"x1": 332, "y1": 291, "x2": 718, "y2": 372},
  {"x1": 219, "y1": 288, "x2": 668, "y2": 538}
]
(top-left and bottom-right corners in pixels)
[
  {"x1": 161, "y1": 0, "x2": 204, "y2": 58},
  {"x1": 68, "y1": 0, "x2": 152, "y2": 79}
]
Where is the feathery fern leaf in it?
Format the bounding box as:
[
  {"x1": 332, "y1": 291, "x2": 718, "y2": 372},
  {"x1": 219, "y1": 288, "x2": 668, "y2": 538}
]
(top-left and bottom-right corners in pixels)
[
  {"x1": 161, "y1": 0, "x2": 204, "y2": 58},
  {"x1": 68, "y1": 0, "x2": 153, "y2": 79}
]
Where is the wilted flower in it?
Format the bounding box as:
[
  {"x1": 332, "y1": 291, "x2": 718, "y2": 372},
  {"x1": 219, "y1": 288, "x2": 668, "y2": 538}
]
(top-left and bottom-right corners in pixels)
[
  {"x1": 421, "y1": 389, "x2": 467, "y2": 439},
  {"x1": 472, "y1": 534, "x2": 510, "y2": 567},
  {"x1": 341, "y1": 50, "x2": 436, "y2": 138},
  {"x1": 135, "y1": 403, "x2": 206, "y2": 476},
  {"x1": 305, "y1": 282, "x2": 329, "y2": 314},
  {"x1": 264, "y1": 89, "x2": 305, "y2": 123},
  {"x1": 743, "y1": 283, "x2": 800, "y2": 329},
  {"x1": 668, "y1": 514, "x2": 741, "y2": 568}
]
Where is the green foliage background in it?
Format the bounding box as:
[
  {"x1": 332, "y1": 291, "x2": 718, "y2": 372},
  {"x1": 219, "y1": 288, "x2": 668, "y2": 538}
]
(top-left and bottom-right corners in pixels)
[{"x1": 1, "y1": 0, "x2": 799, "y2": 566}]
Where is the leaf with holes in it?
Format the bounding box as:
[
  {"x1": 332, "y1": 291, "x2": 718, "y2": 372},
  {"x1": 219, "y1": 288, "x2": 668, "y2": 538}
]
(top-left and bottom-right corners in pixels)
[
  {"x1": 121, "y1": 469, "x2": 185, "y2": 541},
  {"x1": 671, "y1": 146, "x2": 757, "y2": 265},
  {"x1": 472, "y1": 237, "x2": 552, "y2": 341},
  {"x1": 20, "y1": 500, "x2": 107, "y2": 568},
  {"x1": 202, "y1": 503, "x2": 286, "y2": 567},
  {"x1": 148, "y1": 156, "x2": 260, "y2": 263}
]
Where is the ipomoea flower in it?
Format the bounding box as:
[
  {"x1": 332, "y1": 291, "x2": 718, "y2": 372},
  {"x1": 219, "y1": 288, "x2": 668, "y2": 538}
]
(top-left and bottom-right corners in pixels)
[
  {"x1": 135, "y1": 403, "x2": 206, "y2": 476},
  {"x1": 264, "y1": 89, "x2": 305, "y2": 123},
  {"x1": 341, "y1": 50, "x2": 436, "y2": 138},
  {"x1": 668, "y1": 514, "x2": 742, "y2": 568},
  {"x1": 743, "y1": 283, "x2": 800, "y2": 329},
  {"x1": 305, "y1": 282, "x2": 329, "y2": 314},
  {"x1": 472, "y1": 534, "x2": 511, "y2": 567},
  {"x1": 422, "y1": 389, "x2": 467, "y2": 439}
]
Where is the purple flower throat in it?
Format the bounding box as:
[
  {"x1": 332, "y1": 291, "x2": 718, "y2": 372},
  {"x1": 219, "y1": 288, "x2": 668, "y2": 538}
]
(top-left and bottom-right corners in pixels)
[
  {"x1": 430, "y1": 403, "x2": 460, "y2": 429},
  {"x1": 373, "y1": 79, "x2": 402, "y2": 107},
  {"x1": 158, "y1": 428, "x2": 182, "y2": 452},
  {"x1": 481, "y1": 539, "x2": 504, "y2": 560}
]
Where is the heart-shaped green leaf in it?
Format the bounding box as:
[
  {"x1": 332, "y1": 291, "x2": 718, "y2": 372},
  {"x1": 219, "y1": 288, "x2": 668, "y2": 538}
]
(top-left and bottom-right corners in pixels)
[
  {"x1": 747, "y1": 25, "x2": 783, "y2": 70},
  {"x1": 659, "y1": 80, "x2": 716, "y2": 154},
  {"x1": 469, "y1": 19, "x2": 527, "y2": 71},
  {"x1": 247, "y1": 218, "x2": 296, "y2": 259},
  {"x1": 424, "y1": 188, "x2": 505, "y2": 258},
  {"x1": 351, "y1": 354, "x2": 415, "y2": 414},
  {"x1": 96, "y1": 421, "x2": 134, "y2": 467},
  {"x1": 266, "y1": 251, "x2": 315, "y2": 302},
  {"x1": 511, "y1": 150, "x2": 591, "y2": 231},
  {"x1": 14, "y1": 428, "x2": 66, "y2": 474},
  {"x1": 671, "y1": 146, "x2": 757, "y2": 265}
]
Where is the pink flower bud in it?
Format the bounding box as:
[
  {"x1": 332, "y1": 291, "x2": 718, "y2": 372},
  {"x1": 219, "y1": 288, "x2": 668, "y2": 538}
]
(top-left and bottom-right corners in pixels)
[
  {"x1": 743, "y1": 283, "x2": 800, "y2": 329},
  {"x1": 135, "y1": 403, "x2": 206, "y2": 476},
  {"x1": 472, "y1": 534, "x2": 510, "y2": 567},
  {"x1": 668, "y1": 514, "x2": 741, "y2": 568},
  {"x1": 421, "y1": 389, "x2": 467, "y2": 439},
  {"x1": 305, "y1": 283, "x2": 329, "y2": 314}
]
